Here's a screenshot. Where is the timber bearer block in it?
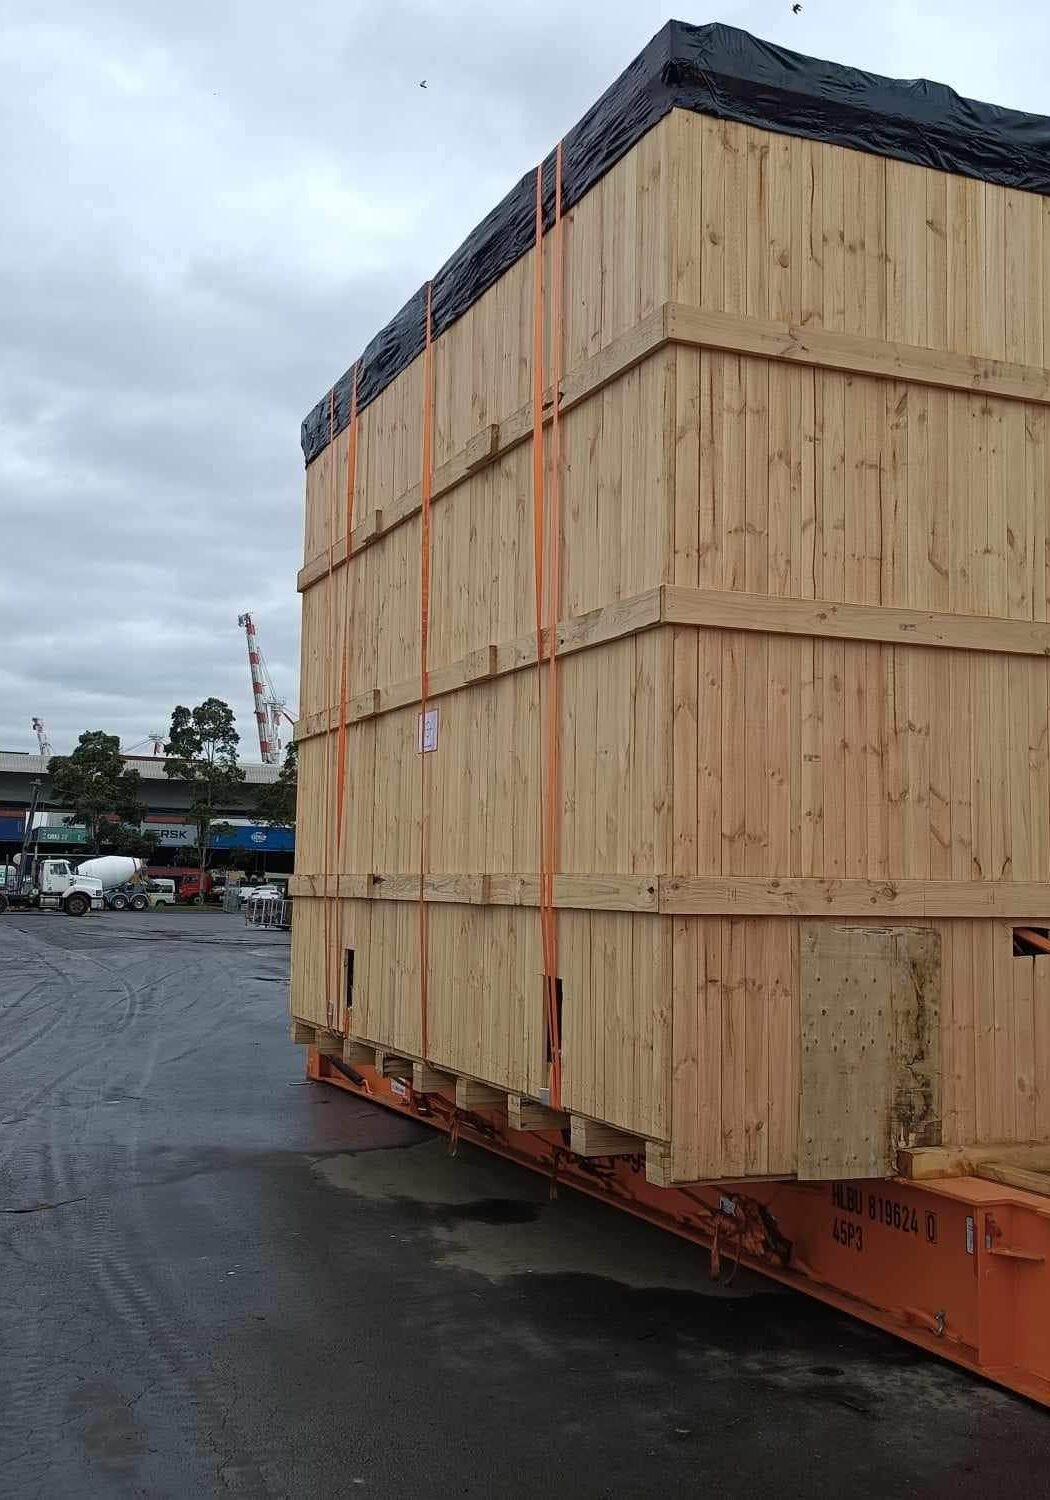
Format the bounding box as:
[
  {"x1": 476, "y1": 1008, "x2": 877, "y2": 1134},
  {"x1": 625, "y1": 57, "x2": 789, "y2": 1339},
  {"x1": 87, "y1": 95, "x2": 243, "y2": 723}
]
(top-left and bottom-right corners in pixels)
[
  {"x1": 351, "y1": 508, "x2": 384, "y2": 549},
  {"x1": 290, "y1": 1020, "x2": 314, "y2": 1046},
  {"x1": 343, "y1": 1038, "x2": 376, "y2": 1066},
  {"x1": 455, "y1": 1078, "x2": 505, "y2": 1110},
  {"x1": 508, "y1": 1094, "x2": 569, "y2": 1132},
  {"x1": 644, "y1": 1142, "x2": 673, "y2": 1188},
  {"x1": 376, "y1": 1051, "x2": 413, "y2": 1080},
  {"x1": 412, "y1": 1062, "x2": 456, "y2": 1094},
  {"x1": 570, "y1": 1116, "x2": 645, "y2": 1158},
  {"x1": 315, "y1": 1030, "x2": 343, "y2": 1058},
  {"x1": 465, "y1": 644, "x2": 499, "y2": 683},
  {"x1": 351, "y1": 688, "x2": 382, "y2": 722},
  {"x1": 898, "y1": 1143, "x2": 1050, "y2": 1180}
]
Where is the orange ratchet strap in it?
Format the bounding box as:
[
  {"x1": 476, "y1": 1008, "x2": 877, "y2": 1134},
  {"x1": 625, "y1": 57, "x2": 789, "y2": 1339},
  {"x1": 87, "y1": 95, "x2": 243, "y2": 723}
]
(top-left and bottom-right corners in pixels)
[
  {"x1": 533, "y1": 146, "x2": 565, "y2": 1108},
  {"x1": 532, "y1": 166, "x2": 545, "y2": 662},
  {"x1": 322, "y1": 388, "x2": 338, "y2": 1031},
  {"x1": 419, "y1": 283, "x2": 435, "y2": 1060}
]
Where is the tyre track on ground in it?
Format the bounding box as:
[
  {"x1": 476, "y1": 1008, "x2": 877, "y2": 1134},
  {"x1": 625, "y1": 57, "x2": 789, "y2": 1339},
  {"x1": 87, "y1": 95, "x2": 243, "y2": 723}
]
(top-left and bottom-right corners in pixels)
[
  {"x1": 1, "y1": 921, "x2": 287, "y2": 1219},
  {"x1": 0, "y1": 951, "x2": 189, "y2": 1132},
  {"x1": 0, "y1": 926, "x2": 236, "y2": 1214},
  {"x1": 1, "y1": 913, "x2": 299, "y2": 1495},
  {"x1": 2, "y1": 917, "x2": 291, "y2": 1493},
  {"x1": 89, "y1": 1217, "x2": 275, "y2": 1494},
  {"x1": 0, "y1": 943, "x2": 80, "y2": 1069}
]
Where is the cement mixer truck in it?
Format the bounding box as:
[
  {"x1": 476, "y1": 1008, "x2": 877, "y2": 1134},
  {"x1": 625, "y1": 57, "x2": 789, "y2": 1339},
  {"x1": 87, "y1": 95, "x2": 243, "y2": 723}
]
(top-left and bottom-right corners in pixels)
[{"x1": 0, "y1": 854, "x2": 144, "y2": 917}]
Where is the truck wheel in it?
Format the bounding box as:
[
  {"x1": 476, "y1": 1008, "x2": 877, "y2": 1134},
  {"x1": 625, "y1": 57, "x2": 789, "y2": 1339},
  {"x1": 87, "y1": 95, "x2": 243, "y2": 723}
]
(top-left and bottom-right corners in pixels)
[
  {"x1": 0, "y1": 892, "x2": 8, "y2": 914},
  {"x1": 129, "y1": 893, "x2": 149, "y2": 912},
  {"x1": 109, "y1": 892, "x2": 128, "y2": 911},
  {"x1": 65, "y1": 892, "x2": 90, "y2": 917}
]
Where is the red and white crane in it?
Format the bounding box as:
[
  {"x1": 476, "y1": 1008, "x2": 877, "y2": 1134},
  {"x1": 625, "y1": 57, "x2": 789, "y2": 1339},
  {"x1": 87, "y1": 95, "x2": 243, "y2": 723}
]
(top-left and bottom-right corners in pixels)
[{"x1": 237, "y1": 612, "x2": 295, "y2": 764}]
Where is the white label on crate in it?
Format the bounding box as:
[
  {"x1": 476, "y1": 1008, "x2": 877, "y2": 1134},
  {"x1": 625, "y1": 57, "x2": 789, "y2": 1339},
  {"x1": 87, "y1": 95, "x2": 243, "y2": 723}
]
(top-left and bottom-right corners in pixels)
[
  {"x1": 965, "y1": 1215, "x2": 975, "y2": 1255},
  {"x1": 390, "y1": 1078, "x2": 409, "y2": 1099},
  {"x1": 417, "y1": 707, "x2": 439, "y2": 754}
]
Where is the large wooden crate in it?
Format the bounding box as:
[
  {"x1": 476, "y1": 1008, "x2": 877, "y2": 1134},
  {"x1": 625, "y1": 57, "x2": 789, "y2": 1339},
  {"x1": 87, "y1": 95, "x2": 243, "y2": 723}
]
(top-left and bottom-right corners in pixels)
[{"x1": 291, "y1": 24, "x2": 1050, "y2": 1183}]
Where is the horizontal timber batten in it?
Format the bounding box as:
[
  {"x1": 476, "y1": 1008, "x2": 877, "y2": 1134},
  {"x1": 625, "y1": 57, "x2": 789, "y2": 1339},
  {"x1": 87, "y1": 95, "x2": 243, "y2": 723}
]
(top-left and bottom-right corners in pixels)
[
  {"x1": 294, "y1": 589, "x2": 663, "y2": 740},
  {"x1": 296, "y1": 585, "x2": 1050, "y2": 741},
  {"x1": 289, "y1": 873, "x2": 659, "y2": 911},
  {"x1": 662, "y1": 588, "x2": 1050, "y2": 658},
  {"x1": 665, "y1": 303, "x2": 1050, "y2": 406},
  {"x1": 299, "y1": 302, "x2": 1050, "y2": 593},
  {"x1": 288, "y1": 874, "x2": 1050, "y2": 919}
]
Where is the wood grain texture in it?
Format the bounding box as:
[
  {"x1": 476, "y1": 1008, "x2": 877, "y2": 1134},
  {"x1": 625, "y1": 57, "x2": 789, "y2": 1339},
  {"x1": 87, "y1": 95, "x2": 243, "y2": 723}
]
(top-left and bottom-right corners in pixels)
[
  {"x1": 293, "y1": 107, "x2": 1050, "y2": 1180},
  {"x1": 798, "y1": 924, "x2": 940, "y2": 1180}
]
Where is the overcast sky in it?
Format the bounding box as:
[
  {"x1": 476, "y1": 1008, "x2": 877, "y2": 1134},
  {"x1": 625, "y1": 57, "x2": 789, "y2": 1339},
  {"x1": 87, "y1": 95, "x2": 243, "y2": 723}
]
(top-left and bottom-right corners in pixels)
[{"x1": 2, "y1": 1, "x2": 1047, "y2": 759}]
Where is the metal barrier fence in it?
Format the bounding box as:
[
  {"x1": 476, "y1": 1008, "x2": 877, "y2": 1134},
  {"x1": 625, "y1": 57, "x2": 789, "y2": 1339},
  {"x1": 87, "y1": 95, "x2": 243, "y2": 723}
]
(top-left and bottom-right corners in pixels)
[{"x1": 244, "y1": 895, "x2": 292, "y2": 930}]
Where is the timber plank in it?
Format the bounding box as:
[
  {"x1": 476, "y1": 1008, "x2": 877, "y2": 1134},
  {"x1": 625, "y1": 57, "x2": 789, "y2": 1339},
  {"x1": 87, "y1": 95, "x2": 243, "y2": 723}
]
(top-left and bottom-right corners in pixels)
[
  {"x1": 454, "y1": 1078, "x2": 506, "y2": 1110},
  {"x1": 900, "y1": 1143, "x2": 1050, "y2": 1180},
  {"x1": 413, "y1": 1062, "x2": 456, "y2": 1093},
  {"x1": 666, "y1": 302, "x2": 1050, "y2": 406},
  {"x1": 507, "y1": 1094, "x2": 569, "y2": 1132},
  {"x1": 975, "y1": 1161, "x2": 1050, "y2": 1198},
  {"x1": 294, "y1": 104, "x2": 1050, "y2": 1185},
  {"x1": 570, "y1": 1116, "x2": 646, "y2": 1158},
  {"x1": 290, "y1": 876, "x2": 1050, "y2": 921},
  {"x1": 343, "y1": 1038, "x2": 376, "y2": 1066},
  {"x1": 661, "y1": 586, "x2": 1050, "y2": 658}
]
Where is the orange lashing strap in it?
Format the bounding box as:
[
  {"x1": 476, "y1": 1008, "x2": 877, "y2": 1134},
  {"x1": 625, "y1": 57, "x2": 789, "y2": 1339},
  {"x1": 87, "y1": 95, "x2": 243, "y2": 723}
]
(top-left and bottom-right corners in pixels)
[
  {"x1": 419, "y1": 283, "x2": 435, "y2": 1060},
  {"x1": 322, "y1": 387, "x2": 338, "y2": 1031},
  {"x1": 532, "y1": 165, "x2": 545, "y2": 666},
  {"x1": 533, "y1": 146, "x2": 565, "y2": 1108},
  {"x1": 335, "y1": 363, "x2": 360, "y2": 1034}
]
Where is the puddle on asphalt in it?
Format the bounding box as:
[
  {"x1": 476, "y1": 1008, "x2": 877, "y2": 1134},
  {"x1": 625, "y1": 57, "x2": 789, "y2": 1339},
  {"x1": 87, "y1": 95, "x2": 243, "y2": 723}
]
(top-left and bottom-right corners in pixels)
[{"x1": 314, "y1": 1137, "x2": 769, "y2": 1297}]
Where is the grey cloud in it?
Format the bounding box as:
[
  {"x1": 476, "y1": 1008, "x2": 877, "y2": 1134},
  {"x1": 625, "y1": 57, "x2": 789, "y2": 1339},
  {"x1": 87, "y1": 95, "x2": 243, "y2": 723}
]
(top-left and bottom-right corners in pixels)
[{"x1": 2, "y1": 0, "x2": 1045, "y2": 757}]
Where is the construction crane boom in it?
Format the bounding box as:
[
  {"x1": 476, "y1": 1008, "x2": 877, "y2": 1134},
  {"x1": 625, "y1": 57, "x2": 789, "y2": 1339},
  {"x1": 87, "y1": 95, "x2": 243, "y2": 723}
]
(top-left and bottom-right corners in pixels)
[
  {"x1": 237, "y1": 612, "x2": 294, "y2": 764},
  {"x1": 31, "y1": 717, "x2": 51, "y2": 756},
  {"x1": 123, "y1": 732, "x2": 167, "y2": 757}
]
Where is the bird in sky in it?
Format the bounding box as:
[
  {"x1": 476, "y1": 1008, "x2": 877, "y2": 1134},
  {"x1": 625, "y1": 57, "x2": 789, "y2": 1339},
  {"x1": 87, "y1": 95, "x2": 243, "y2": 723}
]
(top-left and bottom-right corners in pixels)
[
  {"x1": 792, "y1": 3, "x2": 802, "y2": 11},
  {"x1": 419, "y1": 79, "x2": 427, "y2": 89}
]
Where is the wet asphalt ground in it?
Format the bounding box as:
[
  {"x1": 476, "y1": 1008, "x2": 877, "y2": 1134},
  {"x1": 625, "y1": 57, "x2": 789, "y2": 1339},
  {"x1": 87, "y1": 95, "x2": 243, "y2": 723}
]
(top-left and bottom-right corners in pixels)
[{"x1": 1, "y1": 911, "x2": 1048, "y2": 1497}]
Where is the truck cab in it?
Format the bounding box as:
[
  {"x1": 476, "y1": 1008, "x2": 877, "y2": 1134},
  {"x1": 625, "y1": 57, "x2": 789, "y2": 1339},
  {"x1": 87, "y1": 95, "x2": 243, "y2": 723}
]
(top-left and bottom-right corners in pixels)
[
  {"x1": 34, "y1": 859, "x2": 104, "y2": 913},
  {"x1": 0, "y1": 857, "x2": 104, "y2": 915}
]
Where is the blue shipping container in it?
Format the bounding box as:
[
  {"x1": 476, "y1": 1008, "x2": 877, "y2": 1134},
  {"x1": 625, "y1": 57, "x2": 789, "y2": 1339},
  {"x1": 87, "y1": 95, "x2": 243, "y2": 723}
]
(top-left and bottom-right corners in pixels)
[{"x1": 209, "y1": 826, "x2": 294, "y2": 852}]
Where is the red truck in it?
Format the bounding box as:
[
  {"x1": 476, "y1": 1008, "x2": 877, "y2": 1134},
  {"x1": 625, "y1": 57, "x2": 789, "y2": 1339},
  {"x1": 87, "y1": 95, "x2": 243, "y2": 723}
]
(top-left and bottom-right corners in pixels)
[{"x1": 147, "y1": 868, "x2": 215, "y2": 904}]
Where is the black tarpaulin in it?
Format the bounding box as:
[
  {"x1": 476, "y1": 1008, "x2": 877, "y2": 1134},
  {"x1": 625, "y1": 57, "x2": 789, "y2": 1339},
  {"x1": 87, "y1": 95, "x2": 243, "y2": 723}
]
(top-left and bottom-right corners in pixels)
[{"x1": 302, "y1": 20, "x2": 1050, "y2": 465}]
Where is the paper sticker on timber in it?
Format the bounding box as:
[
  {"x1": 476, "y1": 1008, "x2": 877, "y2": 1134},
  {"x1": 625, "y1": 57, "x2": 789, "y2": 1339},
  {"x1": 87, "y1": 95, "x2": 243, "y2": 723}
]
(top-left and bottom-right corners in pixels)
[
  {"x1": 799, "y1": 925, "x2": 941, "y2": 1181},
  {"x1": 417, "y1": 707, "x2": 438, "y2": 754}
]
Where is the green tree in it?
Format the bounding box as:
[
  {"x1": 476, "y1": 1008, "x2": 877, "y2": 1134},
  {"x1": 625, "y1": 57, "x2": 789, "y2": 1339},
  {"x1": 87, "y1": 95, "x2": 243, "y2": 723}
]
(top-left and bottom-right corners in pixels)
[
  {"x1": 47, "y1": 731, "x2": 145, "y2": 853},
  {"x1": 100, "y1": 822, "x2": 159, "y2": 860},
  {"x1": 254, "y1": 741, "x2": 297, "y2": 828},
  {"x1": 164, "y1": 698, "x2": 245, "y2": 895}
]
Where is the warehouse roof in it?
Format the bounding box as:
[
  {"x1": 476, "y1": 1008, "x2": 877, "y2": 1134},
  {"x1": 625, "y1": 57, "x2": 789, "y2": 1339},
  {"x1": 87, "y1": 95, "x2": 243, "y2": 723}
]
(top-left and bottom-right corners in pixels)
[
  {"x1": 0, "y1": 752, "x2": 280, "y2": 785},
  {"x1": 302, "y1": 19, "x2": 1050, "y2": 467}
]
